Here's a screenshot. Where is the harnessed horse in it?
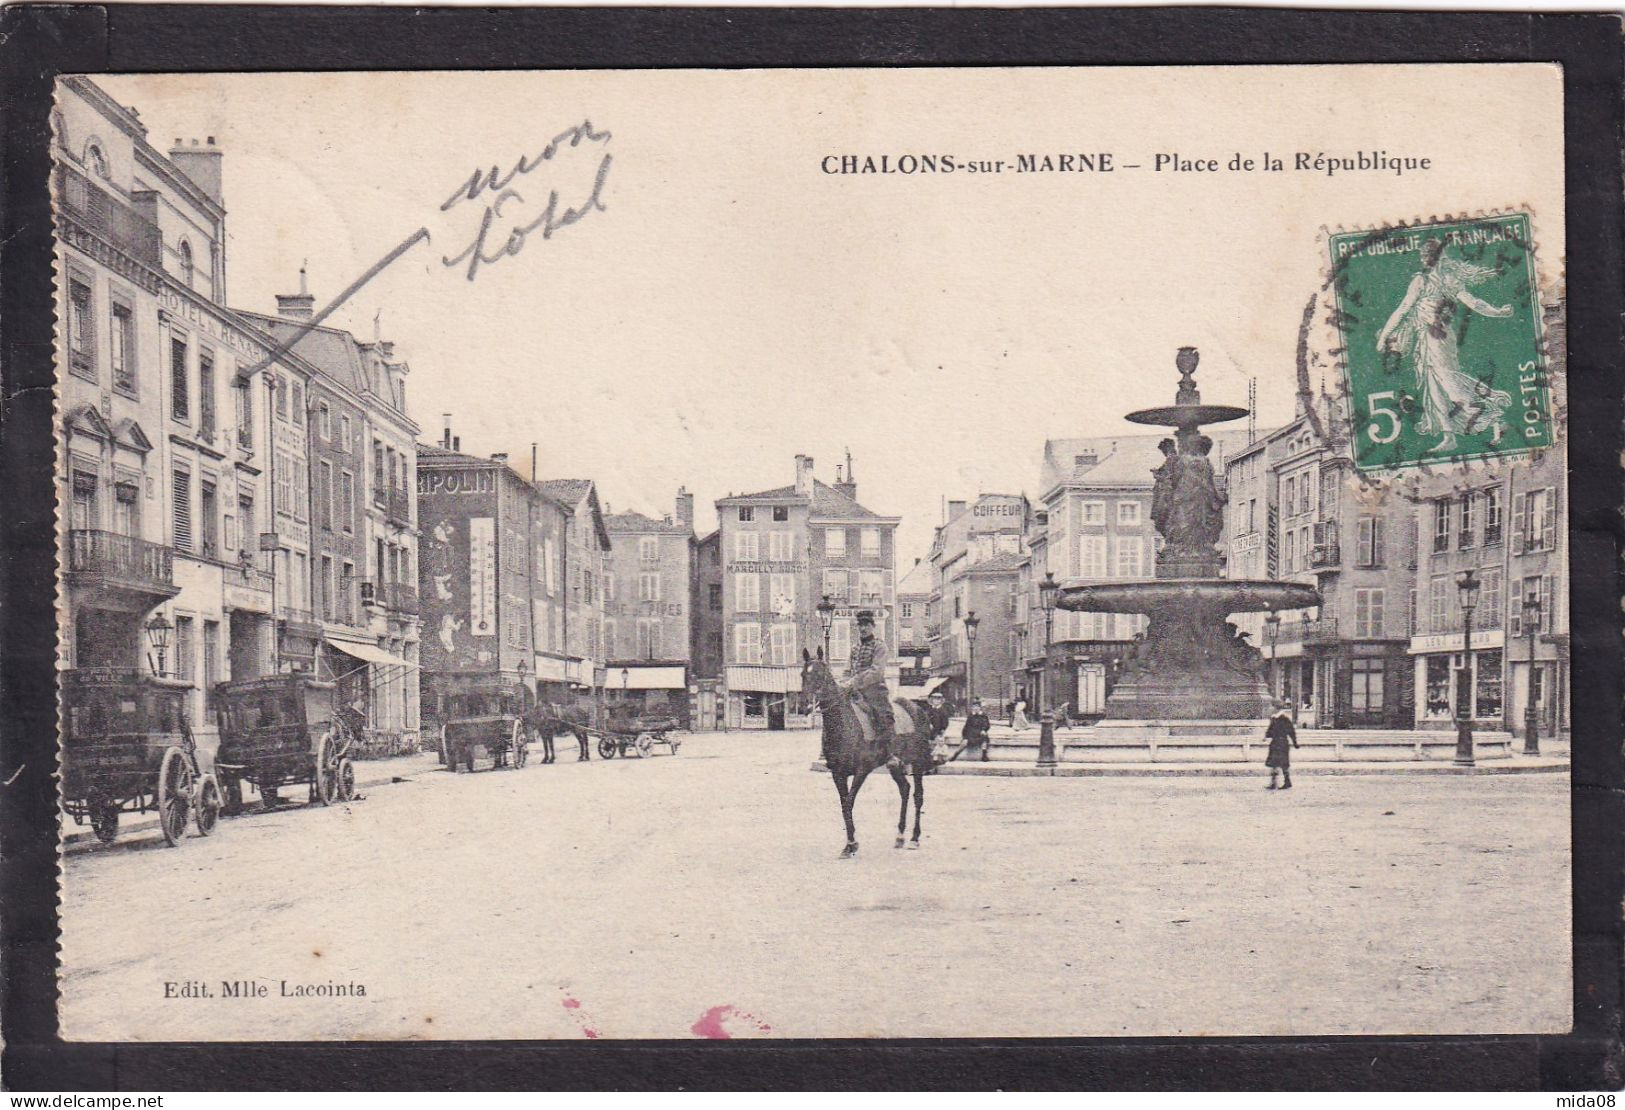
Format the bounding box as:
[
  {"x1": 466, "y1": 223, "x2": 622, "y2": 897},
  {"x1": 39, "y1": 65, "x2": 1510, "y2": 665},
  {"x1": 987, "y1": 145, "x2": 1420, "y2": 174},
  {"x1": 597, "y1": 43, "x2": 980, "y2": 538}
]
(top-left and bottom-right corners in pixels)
[{"x1": 802, "y1": 649, "x2": 935, "y2": 859}]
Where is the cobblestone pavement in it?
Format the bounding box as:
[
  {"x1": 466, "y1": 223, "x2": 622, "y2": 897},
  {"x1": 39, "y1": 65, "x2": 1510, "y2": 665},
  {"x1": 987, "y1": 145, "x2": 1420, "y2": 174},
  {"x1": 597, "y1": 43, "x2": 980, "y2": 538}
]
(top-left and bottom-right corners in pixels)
[{"x1": 59, "y1": 729, "x2": 1570, "y2": 1041}]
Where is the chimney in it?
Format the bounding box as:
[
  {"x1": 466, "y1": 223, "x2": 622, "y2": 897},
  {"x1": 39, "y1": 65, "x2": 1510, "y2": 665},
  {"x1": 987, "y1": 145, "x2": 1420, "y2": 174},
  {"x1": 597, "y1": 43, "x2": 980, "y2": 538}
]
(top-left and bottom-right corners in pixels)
[
  {"x1": 794, "y1": 454, "x2": 814, "y2": 497},
  {"x1": 675, "y1": 486, "x2": 695, "y2": 530},
  {"x1": 1073, "y1": 449, "x2": 1098, "y2": 473},
  {"x1": 169, "y1": 136, "x2": 224, "y2": 205},
  {"x1": 452, "y1": 435, "x2": 461, "y2": 452},
  {"x1": 442, "y1": 414, "x2": 453, "y2": 450},
  {"x1": 834, "y1": 449, "x2": 857, "y2": 500},
  {"x1": 276, "y1": 261, "x2": 315, "y2": 320},
  {"x1": 947, "y1": 500, "x2": 968, "y2": 521},
  {"x1": 491, "y1": 452, "x2": 508, "y2": 467}
]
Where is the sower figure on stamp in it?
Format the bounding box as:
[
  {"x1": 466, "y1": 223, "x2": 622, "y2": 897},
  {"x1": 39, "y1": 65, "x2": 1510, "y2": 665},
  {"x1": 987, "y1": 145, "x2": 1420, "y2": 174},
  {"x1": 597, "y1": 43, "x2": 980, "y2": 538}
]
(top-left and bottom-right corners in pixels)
[
  {"x1": 838, "y1": 609, "x2": 899, "y2": 767},
  {"x1": 1264, "y1": 700, "x2": 1299, "y2": 790}
]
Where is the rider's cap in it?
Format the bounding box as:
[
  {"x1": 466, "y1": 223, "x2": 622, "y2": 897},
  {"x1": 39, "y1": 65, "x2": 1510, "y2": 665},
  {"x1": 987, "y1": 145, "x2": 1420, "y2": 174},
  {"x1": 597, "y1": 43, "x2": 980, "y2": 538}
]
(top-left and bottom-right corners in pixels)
[{"x1": 855, "y1": 609, "x2": 876, "y2": 624}]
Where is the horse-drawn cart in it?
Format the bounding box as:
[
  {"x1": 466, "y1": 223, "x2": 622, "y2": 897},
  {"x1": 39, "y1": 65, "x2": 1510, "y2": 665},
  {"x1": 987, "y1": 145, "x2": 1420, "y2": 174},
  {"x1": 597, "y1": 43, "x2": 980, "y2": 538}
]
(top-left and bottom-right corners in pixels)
[
  {"x1": 425, "y1": 674, "x2": 530, "y2": 773},
  {"x1": 213, "y1": 673, "x2": 358, "y2": 813},
  {"x1": 61, "y1": 669, "x2": 223, "y2": 846},
  {"x1": 592, "y1": 711, "x2": 683, "y2": 759}
]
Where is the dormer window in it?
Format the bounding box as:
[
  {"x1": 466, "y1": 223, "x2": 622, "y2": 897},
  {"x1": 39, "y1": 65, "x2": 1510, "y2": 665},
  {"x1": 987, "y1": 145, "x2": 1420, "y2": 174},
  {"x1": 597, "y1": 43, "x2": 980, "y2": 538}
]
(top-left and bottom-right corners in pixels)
[
  {"x1": 179, "y1": 240, "x2": 195, "y2": 287},
  {"x1": 85, "y1": 143, "x2": 109, "y2": 180}
]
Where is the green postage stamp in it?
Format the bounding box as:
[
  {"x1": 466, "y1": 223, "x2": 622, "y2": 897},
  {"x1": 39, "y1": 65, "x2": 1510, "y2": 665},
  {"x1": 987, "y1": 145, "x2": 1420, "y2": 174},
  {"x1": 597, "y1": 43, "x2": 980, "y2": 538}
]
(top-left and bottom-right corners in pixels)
[{"x1": 1328, "y1": 211, "x2": 1551, "y2": 472}]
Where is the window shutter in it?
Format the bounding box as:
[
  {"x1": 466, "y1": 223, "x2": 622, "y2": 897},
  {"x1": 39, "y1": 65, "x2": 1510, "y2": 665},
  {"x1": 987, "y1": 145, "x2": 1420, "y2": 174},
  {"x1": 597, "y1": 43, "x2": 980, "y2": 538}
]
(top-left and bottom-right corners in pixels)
[
  {"x1": 172, "y1": 468, "x2": 192, "y2": 551},
  {"x1": 1512, "y1": 492, "x2": 1528, "y2": 555},
  {"x1": 1539, "y1": 575, "x2": 1553, "y2": 633},
  {"x1": 883, "y1": 569, "x2": 895, "y2": 607},
  {"x1": 1541, "y1": 488, "x2": 1556, "y2": 551}
]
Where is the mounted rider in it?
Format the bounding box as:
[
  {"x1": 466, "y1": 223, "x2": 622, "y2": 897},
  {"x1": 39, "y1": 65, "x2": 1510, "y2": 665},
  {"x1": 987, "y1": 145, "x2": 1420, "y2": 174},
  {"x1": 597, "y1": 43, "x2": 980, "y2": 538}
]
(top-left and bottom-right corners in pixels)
[{"x1": 839, "y1": 609, "x2": 899, "y2": 766}]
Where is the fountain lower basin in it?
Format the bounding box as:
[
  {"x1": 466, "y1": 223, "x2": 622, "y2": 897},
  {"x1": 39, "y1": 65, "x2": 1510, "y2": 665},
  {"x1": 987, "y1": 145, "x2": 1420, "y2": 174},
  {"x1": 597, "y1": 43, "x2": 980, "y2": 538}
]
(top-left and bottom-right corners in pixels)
[{"x1": 1058, "y1": 579, "x2": 1321, "y2": 616}]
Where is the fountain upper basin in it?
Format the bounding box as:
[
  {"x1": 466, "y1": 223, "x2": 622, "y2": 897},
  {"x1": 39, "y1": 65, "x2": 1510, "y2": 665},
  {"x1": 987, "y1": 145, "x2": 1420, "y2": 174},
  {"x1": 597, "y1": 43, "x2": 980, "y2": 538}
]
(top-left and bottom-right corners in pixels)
[{"x1": 1058, "y1": 579, "x2": 1322, "y2": 616}]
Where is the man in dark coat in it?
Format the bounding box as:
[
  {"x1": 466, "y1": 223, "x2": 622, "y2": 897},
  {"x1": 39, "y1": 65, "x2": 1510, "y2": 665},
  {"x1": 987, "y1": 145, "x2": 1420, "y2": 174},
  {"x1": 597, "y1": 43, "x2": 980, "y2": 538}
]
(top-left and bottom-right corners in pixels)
[
  {"x1": 963, "y1": 699, "x2": 993, "y2": 762},
  {"x1": 840, "y1": 610, "x2": 897, "y2": 764},
  {"x1": 1264, "y1": 700, "x2": 1299, "y2": 789}
]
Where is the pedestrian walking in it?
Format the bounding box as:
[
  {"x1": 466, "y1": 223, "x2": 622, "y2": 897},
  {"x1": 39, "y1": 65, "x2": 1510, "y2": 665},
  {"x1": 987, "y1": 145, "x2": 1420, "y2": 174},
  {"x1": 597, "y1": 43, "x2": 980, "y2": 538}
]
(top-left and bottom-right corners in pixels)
[
  {"x1": 1264, "y1": 700, "x2": 1299, "y2": 790},
  {"x1": 963, "y1": 699, "x2": 992, "y2": 762},
  {"x1": 1011, "y1": 698, "x2": 1032, "y2": 731}
]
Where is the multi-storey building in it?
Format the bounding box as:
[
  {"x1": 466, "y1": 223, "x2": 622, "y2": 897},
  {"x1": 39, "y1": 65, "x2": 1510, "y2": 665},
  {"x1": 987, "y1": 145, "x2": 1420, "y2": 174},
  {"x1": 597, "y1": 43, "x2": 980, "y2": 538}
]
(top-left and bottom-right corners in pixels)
[
  {"x1": 239, "y1": 292, "x2": 421, "y2": 754},
  {"x1": 415, "y1": 439, "x2": 572, "y2": 715},
  {"x1": 715, "y1": 454, "x2": 899, "y2": 730},
  {"x1": 1032, "y1": 432, "x2": 1259, "y2": 718},
  {"x1": 603, "y1": 489, "x2": 698, "y2": 723},
  {"x1": 691, "y1": 529, "x2": 726, "y2": 729},
  {"x1": 1223, "y1": 397, "x2": 1416, "y2": 728},
  {"x1": 56, "y1": 77, "x2": 308, "y2": 752},
  {"x1": 926, "y1": 494, "x2": 1030, "y2": 709},
  {"x1": 541, "y1": 479, "x2": 612, "y2": 709},
  {"x1": 894, "y1": 558, "x2": 932, "y2": 687}
]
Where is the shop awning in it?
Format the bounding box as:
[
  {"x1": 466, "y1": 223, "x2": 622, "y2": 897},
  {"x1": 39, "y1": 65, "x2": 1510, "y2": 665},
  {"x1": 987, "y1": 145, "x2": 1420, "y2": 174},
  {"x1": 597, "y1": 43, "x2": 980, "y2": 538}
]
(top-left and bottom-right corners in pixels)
[
  {"x1": 534, "y1": 655, "x2": 570, "y2": 682},
  {"x1": 725, "y1": 665, "x2": 800, "y2": 694},
  {"x1": 610, "y1": 665, "x2": 687, "y2": 691},
  {"x1": 327, "y1": 638, "x2": 411, "y2": 669}
]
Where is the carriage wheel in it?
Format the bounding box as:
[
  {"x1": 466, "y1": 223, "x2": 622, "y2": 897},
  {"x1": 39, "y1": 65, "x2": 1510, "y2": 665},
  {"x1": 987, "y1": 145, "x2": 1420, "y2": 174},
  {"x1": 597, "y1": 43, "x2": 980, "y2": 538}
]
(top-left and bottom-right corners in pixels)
[
  {"x1": 636, "y1": 732, "x2": 654, "y2": 757},
  {"x1": 314, "y1": 733, "x2": 338, "y2": 806},
  {"x1": 156, "y1": 747, "x2": 194, "y2": 847},
  {"x1": 336, "y1": 758, "x2": 356, "y2": 802},
  {"x1": 195, "y1": 774, "x2": 223, "y2": 837},
  {"x1": 597, "y1": 737, "x2": 617, "y2": 760},
  {"x1": 218, "y1": 770, "x2": 244, "y2": 817},
  {"x1": 90, "y1": 799, "x2": 120, "y2": 844}
]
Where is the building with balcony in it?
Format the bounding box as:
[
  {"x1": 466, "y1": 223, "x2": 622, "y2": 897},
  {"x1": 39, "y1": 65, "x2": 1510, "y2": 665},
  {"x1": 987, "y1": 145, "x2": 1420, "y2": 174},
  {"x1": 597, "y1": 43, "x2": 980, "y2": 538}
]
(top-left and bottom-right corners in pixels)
[
  {"x1": 716, "y1": 454, "x2": 899, "y2": 730},
  {"x1": 55, "y1": 77, "x2": 298, "y2": 745},
  {"x1": 237, "y1": 291, "x2": 421, "y2": 755},
  {"x1": 1224, "y1": 394, "x2": 1415, "y2": 729}
]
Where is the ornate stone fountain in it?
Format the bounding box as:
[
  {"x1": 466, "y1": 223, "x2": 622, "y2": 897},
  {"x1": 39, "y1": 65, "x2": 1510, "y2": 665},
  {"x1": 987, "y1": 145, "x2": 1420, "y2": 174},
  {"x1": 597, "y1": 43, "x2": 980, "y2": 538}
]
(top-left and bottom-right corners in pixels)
[{"x1": 1059, "y1": 348, "x2": 1320, "y2": 720}]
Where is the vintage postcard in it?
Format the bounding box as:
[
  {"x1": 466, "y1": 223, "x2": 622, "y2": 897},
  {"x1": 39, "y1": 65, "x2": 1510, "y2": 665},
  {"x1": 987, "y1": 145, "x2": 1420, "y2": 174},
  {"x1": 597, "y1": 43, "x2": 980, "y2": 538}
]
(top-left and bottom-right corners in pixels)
[{"x1": 53, "y1": 64, "x2": 1569, "y2": 1042}]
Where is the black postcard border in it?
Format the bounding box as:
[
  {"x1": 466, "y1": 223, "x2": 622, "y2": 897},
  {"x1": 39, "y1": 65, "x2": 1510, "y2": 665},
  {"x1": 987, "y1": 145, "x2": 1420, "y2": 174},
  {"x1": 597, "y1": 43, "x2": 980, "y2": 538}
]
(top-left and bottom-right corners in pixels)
[{"x1": 2, "y1": 5, "x2": 1620, "y2": 1092}]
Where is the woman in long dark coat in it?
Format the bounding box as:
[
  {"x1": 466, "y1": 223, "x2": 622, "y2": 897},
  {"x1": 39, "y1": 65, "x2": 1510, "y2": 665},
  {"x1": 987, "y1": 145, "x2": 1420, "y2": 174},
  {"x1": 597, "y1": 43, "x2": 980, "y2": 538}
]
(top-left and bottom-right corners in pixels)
[{"x1": 1264, "y1": 701, "x2": 1299, "y2": 790}]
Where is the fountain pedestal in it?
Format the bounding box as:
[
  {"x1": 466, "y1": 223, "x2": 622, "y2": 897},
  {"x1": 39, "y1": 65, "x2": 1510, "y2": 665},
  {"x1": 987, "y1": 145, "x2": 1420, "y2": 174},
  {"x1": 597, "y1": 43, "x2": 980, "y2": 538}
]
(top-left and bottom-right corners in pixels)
[{"x1": 1056, "y1": 348, "x2": 1320, "y2": 723}]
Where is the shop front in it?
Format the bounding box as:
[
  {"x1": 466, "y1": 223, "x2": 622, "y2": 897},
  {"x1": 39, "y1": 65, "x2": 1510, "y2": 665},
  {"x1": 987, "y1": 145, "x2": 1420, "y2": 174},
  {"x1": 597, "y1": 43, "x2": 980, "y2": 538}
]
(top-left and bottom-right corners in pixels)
[
  {"x1": 1409, "y1": 630, "x2": 1506, "y2": 730},
  {"x1": 723, "y1": 665, "x2": 813, "y2": 730},
  {"x1": 607, "y1": 664, "x2": 690, "y2": 726}
]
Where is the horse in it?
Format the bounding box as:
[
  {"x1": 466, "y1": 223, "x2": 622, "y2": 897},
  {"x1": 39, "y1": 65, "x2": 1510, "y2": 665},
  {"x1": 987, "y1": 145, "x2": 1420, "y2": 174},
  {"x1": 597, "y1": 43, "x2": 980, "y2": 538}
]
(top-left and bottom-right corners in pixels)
[{"x1": 802, "y1": 649, "x2": 937, "y2": 859}]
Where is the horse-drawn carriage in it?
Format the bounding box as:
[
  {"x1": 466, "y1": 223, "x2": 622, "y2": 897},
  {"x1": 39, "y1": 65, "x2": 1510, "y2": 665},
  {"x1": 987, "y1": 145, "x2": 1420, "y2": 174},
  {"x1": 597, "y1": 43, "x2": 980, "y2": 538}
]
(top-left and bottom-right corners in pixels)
[
  {"x1": 425, "y1": 674, "x2": 530, "y2": 773},
  {"x1": 61, "y1": 668, "x2": 223, "y2": 846},
  {"x1": 213, "y1": 673, "x2": 358, "y2": 813},
  {"x1": 592, "y1": 709, "x2": 683, "y2": 759}
]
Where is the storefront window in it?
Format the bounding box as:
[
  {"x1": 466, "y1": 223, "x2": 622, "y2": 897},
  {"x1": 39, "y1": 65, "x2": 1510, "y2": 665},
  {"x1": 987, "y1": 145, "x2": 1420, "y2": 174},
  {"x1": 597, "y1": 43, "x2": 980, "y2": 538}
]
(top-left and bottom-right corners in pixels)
[
  {"x1": 1475, "y1": 649, "x2": 1503, "y2": 719},
  {"x1": 1425, "y1": 656, "x2": 1452, "y2": 716}
]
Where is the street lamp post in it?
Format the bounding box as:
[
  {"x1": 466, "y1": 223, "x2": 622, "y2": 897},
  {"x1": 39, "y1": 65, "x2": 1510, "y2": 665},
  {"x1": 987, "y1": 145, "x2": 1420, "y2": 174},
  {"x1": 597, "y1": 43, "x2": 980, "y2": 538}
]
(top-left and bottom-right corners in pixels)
[
  {"x1": 621, "y1": 665, "x2": 630, "y2": 710},
  {"x1": 1264, "y1": 611, "x2": 1281, "y2": 702},
  {"x1": 817, "y1": 594, "x2": 836, "y2": 659},
  {"x1": 1037, "y1": 571, "x2": 1059, "y2": 768},
  {"x1": 1522, "y1": 593, "x2": 1542, "y2": 756},
  {"x1": 144, "y1": 612, "x2": 173, "y2": 679},
  {"x1": 1454, "y1": 569, "x2": 1481, "y2": 767},
  {"x1": 964, "y1": 610, "x2": 980, "y2": 709}
]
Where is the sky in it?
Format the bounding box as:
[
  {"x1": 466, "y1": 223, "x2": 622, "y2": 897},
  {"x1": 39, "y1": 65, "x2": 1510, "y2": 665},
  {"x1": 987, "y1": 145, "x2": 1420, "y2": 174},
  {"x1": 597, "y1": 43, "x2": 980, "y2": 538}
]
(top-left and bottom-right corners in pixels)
[{"x1": 94, "y1": 67, "x2": 1564, "y2": 566}]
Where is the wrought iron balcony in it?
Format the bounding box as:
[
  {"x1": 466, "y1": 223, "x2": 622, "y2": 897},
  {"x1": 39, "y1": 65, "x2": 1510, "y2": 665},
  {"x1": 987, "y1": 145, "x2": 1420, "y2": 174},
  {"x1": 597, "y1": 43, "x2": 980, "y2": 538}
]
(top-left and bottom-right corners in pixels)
[
  {"x1": 1308, "y1": 543, "x2": 1341, "y2": 569},
  {"x1": 56, "y1": 165, "x2": 162, "y2": 269},
  {"x1": 68, "y1": 530, "x2": 177, "y2": 598}
]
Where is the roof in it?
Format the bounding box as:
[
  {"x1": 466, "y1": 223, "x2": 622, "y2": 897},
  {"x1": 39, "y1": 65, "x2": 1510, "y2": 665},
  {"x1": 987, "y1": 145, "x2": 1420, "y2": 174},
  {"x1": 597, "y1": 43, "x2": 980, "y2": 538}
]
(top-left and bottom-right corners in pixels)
[
  {"x1": 896, "y1": 559, "x2": 932, "y2": 597},
  {"x1": 541, "y1": 479, "x2": 611, "y2": 550},
  {"x1": 1040, "y1": 429, "x2": 1266, "y2": 496},
  {"x1": 540, "y1": 478, "x2": 594, "y2": 506},
  {"x1": 604, "y1": 510, "x2": 691, "y2": 536},
  {"x1": 964, "y1": 551, "x2": 1031, "y2": 575},
  {"x1": 717, "y1": 478, "x2": 895, "y2": 524}
]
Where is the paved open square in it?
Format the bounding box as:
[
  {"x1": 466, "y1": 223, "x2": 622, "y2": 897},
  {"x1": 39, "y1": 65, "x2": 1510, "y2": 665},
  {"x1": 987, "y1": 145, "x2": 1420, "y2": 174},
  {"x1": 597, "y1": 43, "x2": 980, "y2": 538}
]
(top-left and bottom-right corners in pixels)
[{"x1": 60, "y1": 730, "x2": 1570, "y2": 1041}]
